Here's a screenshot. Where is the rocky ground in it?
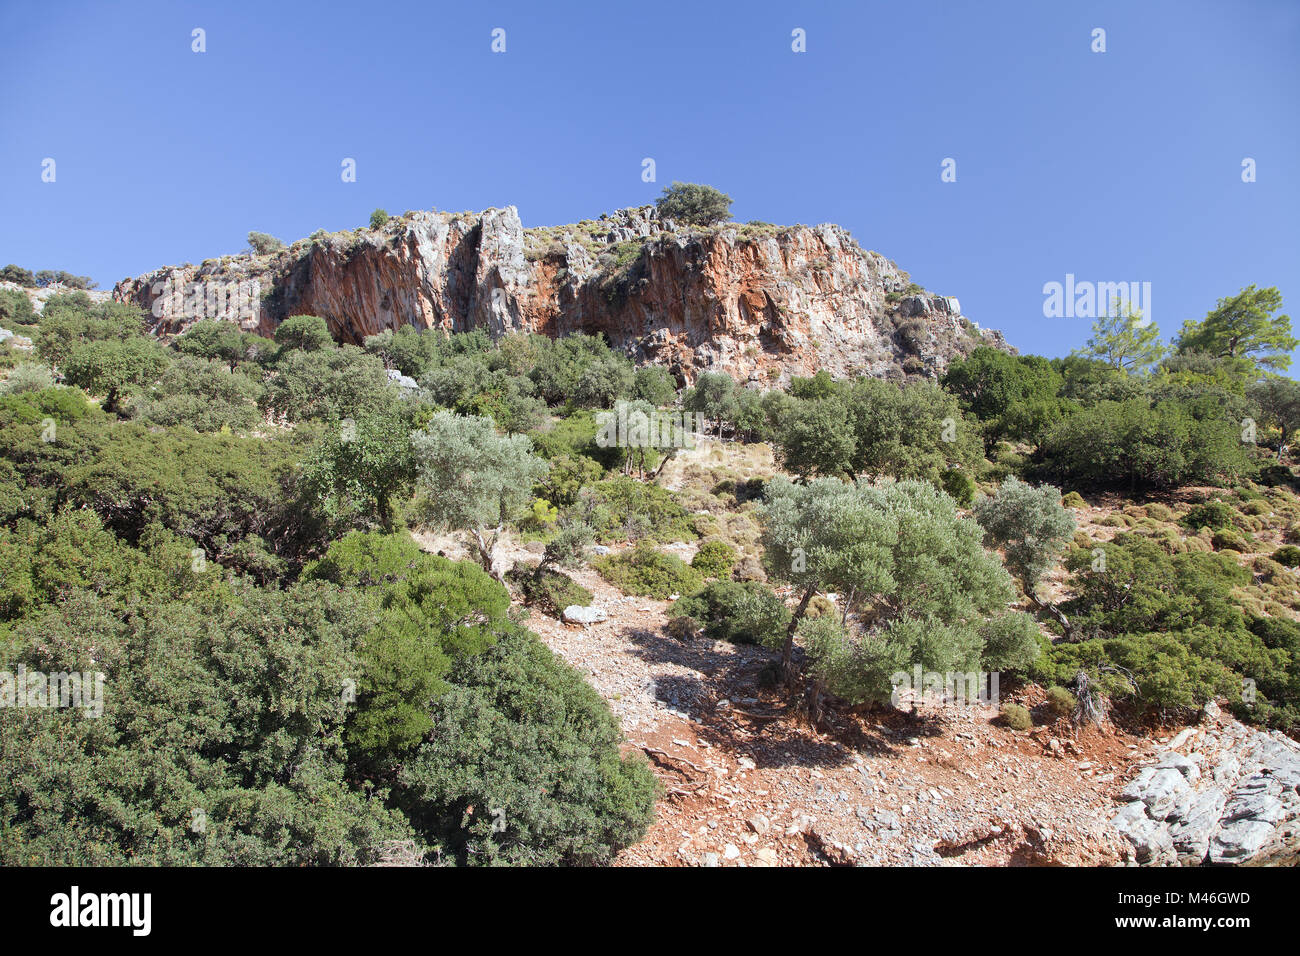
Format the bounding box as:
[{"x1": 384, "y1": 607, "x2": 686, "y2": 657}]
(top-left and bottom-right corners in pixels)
[
  {"x1": 414, "y1": 529, "x2": 1155, "y2": 867},
  {"x1": 410, "y1": 445, "x2": 1300, "y2": 867}
]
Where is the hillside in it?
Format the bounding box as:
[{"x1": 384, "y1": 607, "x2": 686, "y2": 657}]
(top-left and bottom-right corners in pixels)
[{"x1": 112, "y1": 206, "x2": 1009, "y2": 385}]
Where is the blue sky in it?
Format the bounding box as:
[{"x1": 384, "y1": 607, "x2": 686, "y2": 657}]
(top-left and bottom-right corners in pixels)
[{"x1": 2, "y1": 0, "x2": 1297, "y2": 367}]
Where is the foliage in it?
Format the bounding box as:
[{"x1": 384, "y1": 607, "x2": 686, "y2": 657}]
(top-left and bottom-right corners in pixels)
[
  {"x1": 941, "y1": 347, "x2": 1067, "y2": 448},
  {"x1": 655, "y1": 181, "x2": 733, "y2": 226},
  {"x1": 973, "y1": 477, "x2": 1077, "y2": 598},
  {"x1": 301, "y1": 413, "x2": 416, "y2": 532},
  {"x1": 1038, "y1": 396, "x2": 1253, "y2": 491},
  {"x1": 690, "y1": 539, "x2": 737, "y2": 577},
  {"x1": 274, "y1": 314, "x2": 334, "y2": 353},
  {"x1": 411, "y1": 411, "x2": 548, "y2": 574},
  {"x1": 593, "y1": 540, "x2": 703, "y2": 599},
  {"x1": 394, "y1": 625, "x2": 656, "y2": 866},
  {"x1": 670, "y1": 580, "x2": 790, "y2": 644},
  {"x1": 1176, "y1": 285, "x2": 1296, "y2": 372},
  {"x1": 1001, "y1": 703, "x2": 1033, "y2": 731},
  {"x1": 247, "y1": 231, "x2": 286, "y2": 255},
  {"x1": 304, "y1": 532, "x2": 509, "y2": 767},
  {"x1": 1074, "y1": 305, "x2": 1165, "y2": 372}
]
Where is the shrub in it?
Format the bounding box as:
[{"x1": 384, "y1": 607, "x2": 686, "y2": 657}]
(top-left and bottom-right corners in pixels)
[
  {"x1": 507, "y1": 563, "x2": 592, "y2": 617},
  {"x1": 395, "y1": 625, "x2": 657, "y2": 866},
  {"x1": 0, "y1": 363, "x2": 55, "y2": 395},
  {"x1": 369, "y1": 208, "x2": 390, "y2": 229},
  {"x1": 1183, "y1": 500, "x2": 1236, "y2": 531},
  {"x1": 1061, "y1": 491, "x2": 1087, "y2": 508},
  {"x1": 941, "y1": 468, "x2": 977, "y2": 506},
  {"x1": 593, "y1": 541, "x2": 703, "y2": 599},
  {"x1": 1143, "y1": 502, "x2": 1175, "y2": 522},
  {"x1": 665, "y1": 615, "x2": 702, "y2": 640},
  {"x1": 1001, "y1": 703, "x2": 1033, "y2": 730},
  {"x1": 805, "y1": 595, "x2": 837, "y2": 620},
  {"x1": 691, "y1": 539, "x2": 737, "y2": 577},
  {"x1": 1211, "y1": 528, "x2": 1251, "y2": 552},
  {"x1": 655, "y1": 182, "x2": 732, "y2": 226},
  {"x1": 670, "y1": 580, "x2": 791, "y2": 645},
  {"x1": 247, "y1": 231, "x2": 285, "y2": 255},
  {"x1": 1273, "y1": 545, "x2": 1300, "y2": 568},
  {"x1": 1044, "y1": 686, "x2": 1077, "y2": 719}
]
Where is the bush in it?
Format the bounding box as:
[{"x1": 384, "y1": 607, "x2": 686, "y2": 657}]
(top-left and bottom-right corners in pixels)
[
  {"x1": 0, "y1": 289, "x2": 37, "y2": 328},
  {"x1": 691, "y1": 539, "x2": 737, "y2": 577},
  {"x1": 394, "y1": 625, "x2": 657, "y2": 865},
  {"x1": 1044, "y1": 686, "x2": 1076, "y2": 720},
  {"x1": 508, "y1": 563, "x2": 593, "y2": 617},
  {"x1": 670, "y1": 580, "x2": 791, "y2": 645},
  {"x1": 1211, "y1": 528, "x2": 1251, "y2": 552},
  {"x1": 1183, "y1": 500, "x2": 1236, "y2": 531},
  {"x1": 940, "y1": 468, "x2": 977, "y2": 506},
  {"x1": 1273, "y1": 545, "x2": 1300, "y2": 568},
  {"x1": 655, "y1": 182, "x2": 732, "y2": 226},
  {"x1": 665, "y1": 615, "x2": 701, "y2": 640},
  {"x1": 1001, "y1": 703, "x2": 1033, "y2": 731},
  {"x1": 593, "y1": 541, "x2": 703, "y2": 598},
  {"x1": 369, "y1": 208, "x2": 390, "y2": 229},
  {"x1": 247, "y1": 231, "x2": 286, "y2": 255}
]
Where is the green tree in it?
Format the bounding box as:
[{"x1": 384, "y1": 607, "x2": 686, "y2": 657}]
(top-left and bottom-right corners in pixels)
[
  {"x1": 1176, "y1": 285, "x2": 1296, "y2": 372},
  {"x1": 274, "y1": 314, "x2": 334, "y2": 353},
  {"x1": 302, "y1": 414, "x2": 416, "y2": 532},
  {"x1": 411, "y1": 411, "x2": 549, "y2": 579},
  {"x1": 1075, "y1": 305, "x2": 1165, "y2": 371},
  {"x1": 1247, "y1": 376, "x2": 1300, "y2": 456},
  {"x1": 974, "y1": 477, "x2": 1076, "y2": 624},
  {"x1": 684, "y1": 371, "x2": 737, "y2": 438},
  {"x1": 369, "y1": 208, "x2": 390, "y2": 229},
  {"x1": 632, "y1": 364, "x2": 677, "y2": 406},
  {"x1": 941, "y1": 347, "x2": 1066, "y2": 449},
  {"x1": 655, "y1": 181, "x2": 733, "y2": 226},
  {"x1": 62, "y1": 337, "x2": 169, "y2": 413}
]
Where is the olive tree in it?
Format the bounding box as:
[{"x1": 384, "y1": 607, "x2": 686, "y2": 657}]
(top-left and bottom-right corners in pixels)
[
  {"x1": 411, "y1": 411, "x2": 548, "y2": 579},
  {"x1": 973, "y1": 477, "x2": 1076, "y2": 625}
]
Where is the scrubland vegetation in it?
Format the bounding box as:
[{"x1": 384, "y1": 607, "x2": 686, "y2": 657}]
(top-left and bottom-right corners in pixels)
[{"x1": 1, "y1": 279, "x2": 1297, "y2": 866}]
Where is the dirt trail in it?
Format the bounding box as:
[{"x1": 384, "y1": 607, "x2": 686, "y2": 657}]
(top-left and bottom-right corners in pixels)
[{"x1": 413, "y1": 529, "x2": 1147, "y2": 866}]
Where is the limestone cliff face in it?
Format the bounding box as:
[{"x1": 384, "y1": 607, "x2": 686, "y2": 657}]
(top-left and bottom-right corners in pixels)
[{"x1": 113, "y1": 206, "x2": 1009, "y2": 385}]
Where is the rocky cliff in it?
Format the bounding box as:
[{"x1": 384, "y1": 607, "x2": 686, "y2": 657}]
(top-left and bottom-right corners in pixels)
[{"x1": 113, "y1": 206, "x2": 1009, "y2": 385}]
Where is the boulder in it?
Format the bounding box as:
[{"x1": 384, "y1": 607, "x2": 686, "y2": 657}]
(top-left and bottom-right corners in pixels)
[{"x1": 562, "y1": 605, "x2": 607, "y2": 626}]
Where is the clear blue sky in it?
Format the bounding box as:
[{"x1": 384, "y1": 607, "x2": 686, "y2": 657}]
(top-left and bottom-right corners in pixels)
[{"x1": 2, "y1": 0, "x2": 1297, "y2": 366}]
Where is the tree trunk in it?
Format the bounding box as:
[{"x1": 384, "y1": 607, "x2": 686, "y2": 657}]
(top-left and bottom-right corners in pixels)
[
  {"x1": 780, "y1": 586, "x2": 816, "y2": 684},
  {"x1": 1027, "y1": 590, "x2": 1071, "y2": 637}
]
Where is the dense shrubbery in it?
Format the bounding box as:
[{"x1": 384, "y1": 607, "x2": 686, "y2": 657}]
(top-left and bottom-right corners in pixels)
[
  {"x1": 1032, "y1": 533, "x2": 1300, "y2": 726},
  {"x1": 593, "y1": 540, "x2": 703, "y2": 598},
  {"x1": 671, "y1": 579, "x2": 790, "y2": 644}
]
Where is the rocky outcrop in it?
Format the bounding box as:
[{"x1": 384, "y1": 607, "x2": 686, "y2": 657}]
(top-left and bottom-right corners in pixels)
[
  {"x1": 113, "y1": 206, "x2": 1008, "y2": 385},
  {"x1": 1112, "y1": 702, "x2": 1300, "y2": 866}
]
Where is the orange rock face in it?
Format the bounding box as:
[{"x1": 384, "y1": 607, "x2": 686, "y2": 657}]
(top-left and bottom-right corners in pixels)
[{"x1": 114, "y1": 206, "x2": 1009, "y2": 385}]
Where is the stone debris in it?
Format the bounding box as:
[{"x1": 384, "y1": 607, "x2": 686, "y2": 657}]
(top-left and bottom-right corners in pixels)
[{"x1": 1111, "y1": 705, "x2": 1300, "y2": 866}]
